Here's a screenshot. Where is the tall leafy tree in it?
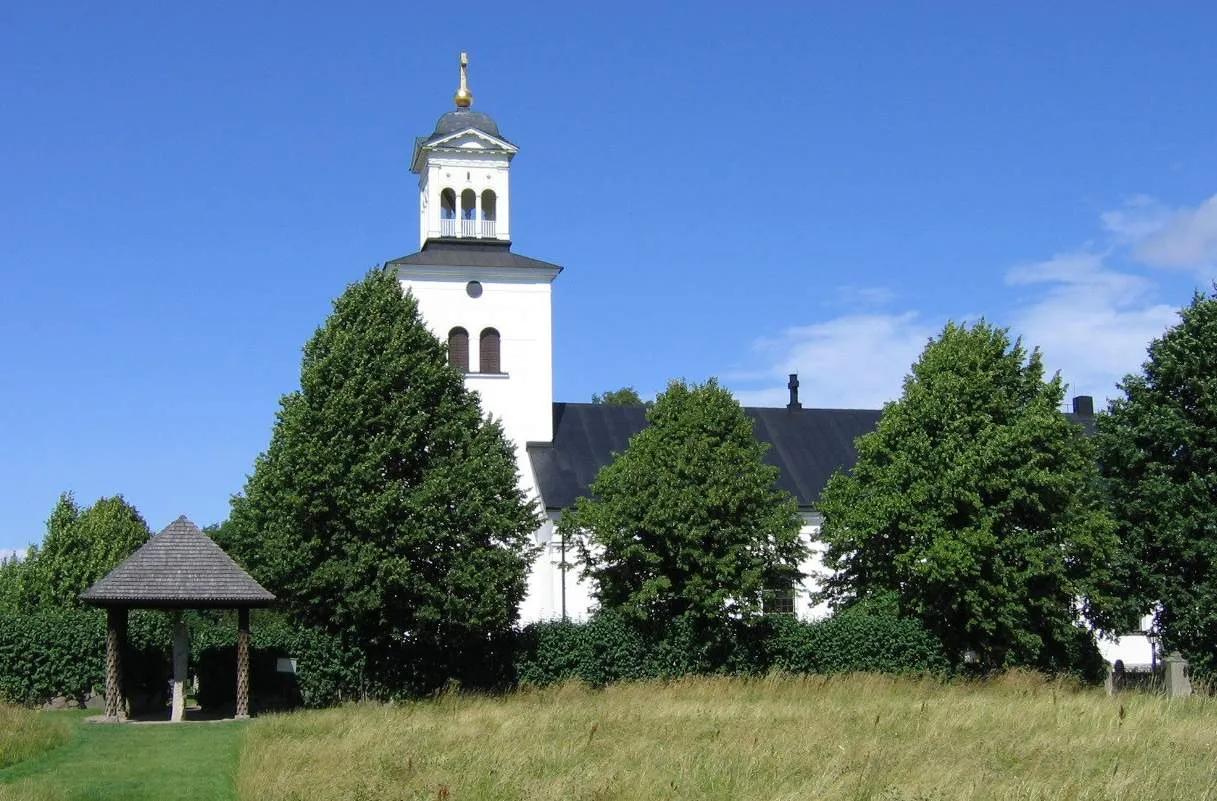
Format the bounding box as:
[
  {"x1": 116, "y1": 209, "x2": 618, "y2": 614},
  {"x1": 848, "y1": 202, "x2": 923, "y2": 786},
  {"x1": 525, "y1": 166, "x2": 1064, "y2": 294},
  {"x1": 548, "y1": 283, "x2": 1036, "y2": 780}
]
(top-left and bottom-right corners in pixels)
[
  {"x1": 563, "y1": 379, "x2": 805, "y2": 632},
  {"x1": 0, "y1": 556, "x2": 27, "y2": 614},
  {"x1": 1097, "y1": 290, "x2": 1217, "y2": 674},
  {"x1": 591, "y1": 387, "x2": 646, "y2": 407},
  {"x1": 220, "y1": 267, "x2": 539, "y2": 693},
  {"x1": 818, "y1": 321, "x2": 1118, "y2": 671},
  {"x1": 20, "y1": 493, "x2": 150, "y2": 608}
]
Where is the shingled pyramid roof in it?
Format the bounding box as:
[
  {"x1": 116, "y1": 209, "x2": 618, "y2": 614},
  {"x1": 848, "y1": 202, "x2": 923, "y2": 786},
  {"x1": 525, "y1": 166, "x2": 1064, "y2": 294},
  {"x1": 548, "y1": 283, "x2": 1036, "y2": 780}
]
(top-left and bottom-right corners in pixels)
[{"x1": 80, "y1": 516, "x2": 275, "y2": 608}]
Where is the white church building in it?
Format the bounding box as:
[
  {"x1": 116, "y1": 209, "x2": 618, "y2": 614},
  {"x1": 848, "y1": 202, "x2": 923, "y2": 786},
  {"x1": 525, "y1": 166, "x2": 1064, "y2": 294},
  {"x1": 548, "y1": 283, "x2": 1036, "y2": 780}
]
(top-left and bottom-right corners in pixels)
[{"x1": 389, "y1": 55, "x2": 1112, "y2": 636}]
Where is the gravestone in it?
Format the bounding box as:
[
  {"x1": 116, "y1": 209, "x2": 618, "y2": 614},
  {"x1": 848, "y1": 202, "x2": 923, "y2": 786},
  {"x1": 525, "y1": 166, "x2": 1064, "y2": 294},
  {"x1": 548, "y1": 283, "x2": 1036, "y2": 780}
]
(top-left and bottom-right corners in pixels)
[{"x1": 1163, "y1": 652, "x2": 1192, "y2": 698}]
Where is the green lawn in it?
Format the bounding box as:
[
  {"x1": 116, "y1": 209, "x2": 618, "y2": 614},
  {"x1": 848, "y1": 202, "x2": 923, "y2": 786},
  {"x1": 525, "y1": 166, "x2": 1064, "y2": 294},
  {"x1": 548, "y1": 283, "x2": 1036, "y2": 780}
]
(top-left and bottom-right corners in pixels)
[{"x1": 0, "y1": 713, "x2": 245, "y2": 801}]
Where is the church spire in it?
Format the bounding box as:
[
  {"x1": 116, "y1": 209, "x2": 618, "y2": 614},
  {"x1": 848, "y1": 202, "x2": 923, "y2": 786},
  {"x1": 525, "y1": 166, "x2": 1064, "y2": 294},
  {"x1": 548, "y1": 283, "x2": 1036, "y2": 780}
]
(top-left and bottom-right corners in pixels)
[
  {"x1": 414, "y1": 52, "x2": 515, "y2": 245},
  {"x1": 454, "y1": 51, "x2": 473, "y2": 108}
]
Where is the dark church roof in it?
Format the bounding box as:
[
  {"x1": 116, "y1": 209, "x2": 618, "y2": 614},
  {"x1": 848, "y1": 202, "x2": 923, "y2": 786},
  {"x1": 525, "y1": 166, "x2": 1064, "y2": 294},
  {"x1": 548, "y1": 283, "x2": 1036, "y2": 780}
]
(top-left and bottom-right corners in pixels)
[
  {"x1": 387, "y1": 238, "x2": 563, "y2": 273},
  {"x1": 411, "y1": 110, "x2": 515, "y2": 173},
  {"x1": 80, "y1": 516, "x2": 275, "y2": 608},
  {"x1": 528, "y1": 403, "x2": 884, "y2": 511},
  {"x1": 426, "y1": 108, "x2": 507, "y2": 142},
  {"x1": 528, "y1": 400, "x2": 1101, "y2": 512}
]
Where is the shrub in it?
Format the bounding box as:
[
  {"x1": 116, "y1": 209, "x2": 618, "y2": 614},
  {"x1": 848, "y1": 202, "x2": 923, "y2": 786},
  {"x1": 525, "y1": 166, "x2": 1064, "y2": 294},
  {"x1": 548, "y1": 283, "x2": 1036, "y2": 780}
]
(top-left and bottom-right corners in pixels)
[
  {"x1": 189, "y1": 611, "x2": 366, "y2": 709},
  {"x1": 767, "y1": 614, "x2": 949, "y2": 675},
  {"x1": 514, "y1": 612, "x2": 949, "y2": 687},
  {"x1": 0, "y1": 607, "x2": 365, "y2": 710},
  {"x1": 514, "y1": 614, "x2": 649, "y2": 687},
  {"x1": 0, "y1": 607, "x2": 178, "y2": 710},
  {"x1": 0, "y1": 607, "x2": 104, "y2": 705}
]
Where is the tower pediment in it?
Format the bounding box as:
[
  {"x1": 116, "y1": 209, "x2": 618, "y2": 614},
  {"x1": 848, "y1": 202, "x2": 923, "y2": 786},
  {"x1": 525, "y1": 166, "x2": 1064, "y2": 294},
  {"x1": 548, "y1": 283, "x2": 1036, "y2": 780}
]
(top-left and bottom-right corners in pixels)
[
  {"x1": 427, "y1": 128, "x2": 515, "y2": 152},
  {"x1": 411, "y1": 129, "x2": 517, "y2": 173}
]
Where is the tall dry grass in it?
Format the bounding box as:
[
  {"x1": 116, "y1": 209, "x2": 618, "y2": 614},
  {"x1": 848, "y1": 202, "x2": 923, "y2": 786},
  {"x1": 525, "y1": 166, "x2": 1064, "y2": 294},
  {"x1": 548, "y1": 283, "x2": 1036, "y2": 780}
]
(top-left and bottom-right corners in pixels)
[
  {"x1": 0, "y1": 706, "x2": 68, "y2": 772},
  {"x1": 236, "y1": 673, "x2": 1217, "y2": 801}
]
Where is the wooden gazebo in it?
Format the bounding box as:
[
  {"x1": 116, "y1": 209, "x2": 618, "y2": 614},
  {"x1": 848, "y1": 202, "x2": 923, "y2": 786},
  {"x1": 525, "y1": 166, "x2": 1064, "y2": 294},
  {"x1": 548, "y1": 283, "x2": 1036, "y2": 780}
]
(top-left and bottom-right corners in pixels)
[{"x1": 80, "y1": 516, "x2": 275, "y2": 721}]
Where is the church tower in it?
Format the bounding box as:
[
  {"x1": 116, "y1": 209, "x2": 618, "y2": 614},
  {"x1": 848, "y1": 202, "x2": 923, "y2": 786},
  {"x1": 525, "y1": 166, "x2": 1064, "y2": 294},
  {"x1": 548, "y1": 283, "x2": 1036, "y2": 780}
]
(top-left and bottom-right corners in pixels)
[
  {"x1": 389, "y1": 53, "x2": 562, "y2": 502},
  {"x1": 411, "y1": 52, "x2": 515, "y2": 245}
]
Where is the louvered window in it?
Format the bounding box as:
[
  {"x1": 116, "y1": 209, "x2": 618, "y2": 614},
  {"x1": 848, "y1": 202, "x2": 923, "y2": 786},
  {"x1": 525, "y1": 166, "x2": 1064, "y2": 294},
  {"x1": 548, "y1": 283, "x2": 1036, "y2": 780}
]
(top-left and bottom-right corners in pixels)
[
  {"x1": 479, "y1": 327, "x2": 501, "y2": 374},
  {"x1": 448, "y1": 327, "x2": 469, "y2": 372}
]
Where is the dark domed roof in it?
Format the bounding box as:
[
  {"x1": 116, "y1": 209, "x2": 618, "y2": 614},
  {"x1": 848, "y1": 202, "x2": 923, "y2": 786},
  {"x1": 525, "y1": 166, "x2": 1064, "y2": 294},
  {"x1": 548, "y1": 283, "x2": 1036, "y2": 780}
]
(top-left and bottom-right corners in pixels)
[{"x1": 432, "y1": 108, "x2": 502, "y2": 139}]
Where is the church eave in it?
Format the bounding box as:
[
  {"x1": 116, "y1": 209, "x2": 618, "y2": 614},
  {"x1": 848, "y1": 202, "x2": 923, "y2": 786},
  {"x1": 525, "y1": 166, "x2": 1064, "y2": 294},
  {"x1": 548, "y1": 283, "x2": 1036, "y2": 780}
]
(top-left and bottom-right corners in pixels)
[
  {"x1": 388, "y1": 238, "x2": 562, "y2": 277},
  {"x1": 392, "y1": 261, "x2": 561, "y2": 284}
]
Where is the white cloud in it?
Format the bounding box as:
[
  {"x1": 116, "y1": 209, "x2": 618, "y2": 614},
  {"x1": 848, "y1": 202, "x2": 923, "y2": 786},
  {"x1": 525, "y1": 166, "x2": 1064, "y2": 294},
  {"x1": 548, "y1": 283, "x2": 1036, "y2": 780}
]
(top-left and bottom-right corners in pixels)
[
  {"x1": 1137, "y1": 195, "x2": 1217, "y2": 273},
  {"x1": 1102, "y1": 193, "x2": 1217, "y2": 274},
  {"x1": 830, "y1": 284, "x2": 897, "y2": 309},
  {"x1": 0, "y1": 547, "x2": 27, "y2": 563},
  {"x1": 729, "y1": 312, "x2": 933, "y2": 409},
  {"x1": 1100, "y1": 195, "x2": 1172, "y2": 245},
  {"x1": 728, "y1": 193, "x2": 1199, "y2": 410},
  {"x1": 1006, "y1": 251, "x2": 1178, "y2": 401}
]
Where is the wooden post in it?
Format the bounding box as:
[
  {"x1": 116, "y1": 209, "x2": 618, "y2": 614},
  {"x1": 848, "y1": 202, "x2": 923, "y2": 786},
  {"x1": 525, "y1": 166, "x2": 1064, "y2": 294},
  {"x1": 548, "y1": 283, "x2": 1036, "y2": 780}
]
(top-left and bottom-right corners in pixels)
[
  {"x1": 105, "y1": 607, "x2": 127, "y2": 721},
  {"x1": 171, "y1": 612, "x2": 189, "y2": 722},
  {"x1": 236, "y1": 607, "x2": 250, "y2": 719}
]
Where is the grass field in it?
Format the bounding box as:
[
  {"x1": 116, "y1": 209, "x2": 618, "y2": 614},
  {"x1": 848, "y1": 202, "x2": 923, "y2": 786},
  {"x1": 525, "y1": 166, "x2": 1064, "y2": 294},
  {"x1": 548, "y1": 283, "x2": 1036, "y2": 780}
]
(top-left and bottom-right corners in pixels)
[
  {"x1": 237, "y1": 674, "x2": 1217, "y2": 801},
  {"x1": 0, "y1": 707, "x2": 70, "y2": 772},
  {"x1": 5, "y1": 675, "x2": 1217, "y2": 800}
]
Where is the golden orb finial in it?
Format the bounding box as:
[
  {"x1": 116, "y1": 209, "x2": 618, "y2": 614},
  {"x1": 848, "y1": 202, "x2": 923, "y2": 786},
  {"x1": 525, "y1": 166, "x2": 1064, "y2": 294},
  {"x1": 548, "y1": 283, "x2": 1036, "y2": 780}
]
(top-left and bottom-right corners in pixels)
[{"x1": 454, "y1": 51, "x2": 473, "y2": 108}]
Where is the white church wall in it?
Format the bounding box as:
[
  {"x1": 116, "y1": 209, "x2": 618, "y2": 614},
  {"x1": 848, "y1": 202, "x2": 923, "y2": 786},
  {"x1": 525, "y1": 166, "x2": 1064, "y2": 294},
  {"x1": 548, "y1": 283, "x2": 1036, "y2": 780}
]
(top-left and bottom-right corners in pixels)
[
  {"x1": 514, "y1": 508, "x2": 834, "y2": 625},
  {"x1": 520, "y1": 513, "x2": 557, "y2": 623},
  {"x1": 1096, "y1": 613, "x2": 1158, "y2": 669},
  {"x1": 795, "y1": 513, "x2": 832, "y2": 621},
  {"x1": 519, "y1": 510, "x2": 596, "y2": 623},
  {"x1": 400, "y1": 271, "x2": 555, "y2": 492}
]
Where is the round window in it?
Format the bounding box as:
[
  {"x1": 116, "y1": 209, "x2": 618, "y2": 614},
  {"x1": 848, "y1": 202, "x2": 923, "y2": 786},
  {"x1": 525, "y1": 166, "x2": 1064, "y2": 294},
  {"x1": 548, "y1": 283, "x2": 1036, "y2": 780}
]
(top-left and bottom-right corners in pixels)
[{"x1": 466, "y1": 281, "x2": 483, "y2": 298}]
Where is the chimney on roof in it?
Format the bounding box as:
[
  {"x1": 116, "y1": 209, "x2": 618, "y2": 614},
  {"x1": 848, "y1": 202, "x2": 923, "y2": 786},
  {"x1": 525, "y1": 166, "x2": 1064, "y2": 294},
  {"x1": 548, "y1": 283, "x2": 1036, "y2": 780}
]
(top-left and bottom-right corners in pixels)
[
  {"x1": 1072, "y1": 395, "x2": 1095, "y2": 418},
  {"x1": 787, "y1": 373, "x2": 802, "y2": 410}
]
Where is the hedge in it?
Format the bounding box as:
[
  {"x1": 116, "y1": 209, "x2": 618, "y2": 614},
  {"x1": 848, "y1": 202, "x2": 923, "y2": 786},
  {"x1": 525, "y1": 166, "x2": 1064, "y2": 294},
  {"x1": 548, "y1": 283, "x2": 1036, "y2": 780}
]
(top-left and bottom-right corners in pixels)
[
  {"x1": 765, "y1": 613, "x2": 950, "y2": 675},
  {"x1": 0, "y1": 608, "x2": 363, "y2": 710},
  {"x1": 0, "y1": 608, "x2": 104, "y2": 705},
  {"x1": 514, "y1": 612, "x2": 950, "y2": 686},
  {"x1": 4, "y1": 605, "x2": 1071, "y2": 705},
  {"x1": 188, "y1": 611, "x2": 366, "y2": 710}
]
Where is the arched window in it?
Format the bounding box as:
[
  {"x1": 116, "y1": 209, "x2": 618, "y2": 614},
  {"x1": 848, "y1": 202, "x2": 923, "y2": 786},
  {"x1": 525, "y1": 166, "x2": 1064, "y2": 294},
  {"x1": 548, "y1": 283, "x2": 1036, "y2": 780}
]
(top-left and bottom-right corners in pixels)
[
  {"x1": 479, "y1": 328, "x2": 500, "y2": 374},
  {"x1": 448, "y1": 327, "x2": 469, "y2": 372},
  {"x1": 440, "y1": 189, "x2": 457, "y2": 237},
  {"x1": 480, "y1": 189, "x2": 497, "y2": 237},
  {"x1": 460, "y1": 189, "x2": 477, "y2": 236}
]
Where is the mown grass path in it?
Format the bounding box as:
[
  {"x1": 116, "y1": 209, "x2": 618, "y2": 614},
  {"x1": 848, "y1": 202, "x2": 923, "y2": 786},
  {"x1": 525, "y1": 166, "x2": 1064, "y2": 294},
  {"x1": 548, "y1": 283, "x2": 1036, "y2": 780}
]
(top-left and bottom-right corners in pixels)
[{"x1": 0, "y1": 713, "x2": 245, "y2": 801}]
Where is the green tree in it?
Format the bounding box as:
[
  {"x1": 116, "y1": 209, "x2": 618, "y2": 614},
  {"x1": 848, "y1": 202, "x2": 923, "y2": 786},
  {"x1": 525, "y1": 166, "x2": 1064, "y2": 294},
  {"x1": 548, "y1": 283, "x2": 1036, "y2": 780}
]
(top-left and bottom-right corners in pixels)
[
  {"x1": 818, "y1": 321, "x2": 1118, "y2": 672},
  {"x1": 563, "y1": 379, "x2": 805, "y2": 634},
  {"x1": 20, "y1": 493, "x2": 150, "y2": 608},
  {"x1": 1097, "y1": 291, "x2": 1217, "y2": 675},
  {"x1": 0, "y1": 556, "x2": 28, "y2": 614},
  {"x1": 591, "y1": 387, "x2": 646, "y2": 407},
  {"x1": 220, "y1": 267, "x2": 539, "y2": 693}
]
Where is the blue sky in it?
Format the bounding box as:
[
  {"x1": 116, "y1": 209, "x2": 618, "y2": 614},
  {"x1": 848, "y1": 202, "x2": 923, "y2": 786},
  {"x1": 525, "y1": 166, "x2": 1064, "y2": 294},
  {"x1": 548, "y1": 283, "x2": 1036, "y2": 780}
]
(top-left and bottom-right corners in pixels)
[{"x1": 2, "y1": 2, "x2": 1216, "y2": 553}]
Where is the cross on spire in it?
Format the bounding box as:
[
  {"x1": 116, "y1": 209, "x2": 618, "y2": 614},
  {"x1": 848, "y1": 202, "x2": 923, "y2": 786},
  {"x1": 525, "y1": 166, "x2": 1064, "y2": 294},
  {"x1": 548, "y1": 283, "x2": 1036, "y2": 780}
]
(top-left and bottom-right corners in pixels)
[{"x1": 454, "y1": 51, "x2": 473, "y2": 108}]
